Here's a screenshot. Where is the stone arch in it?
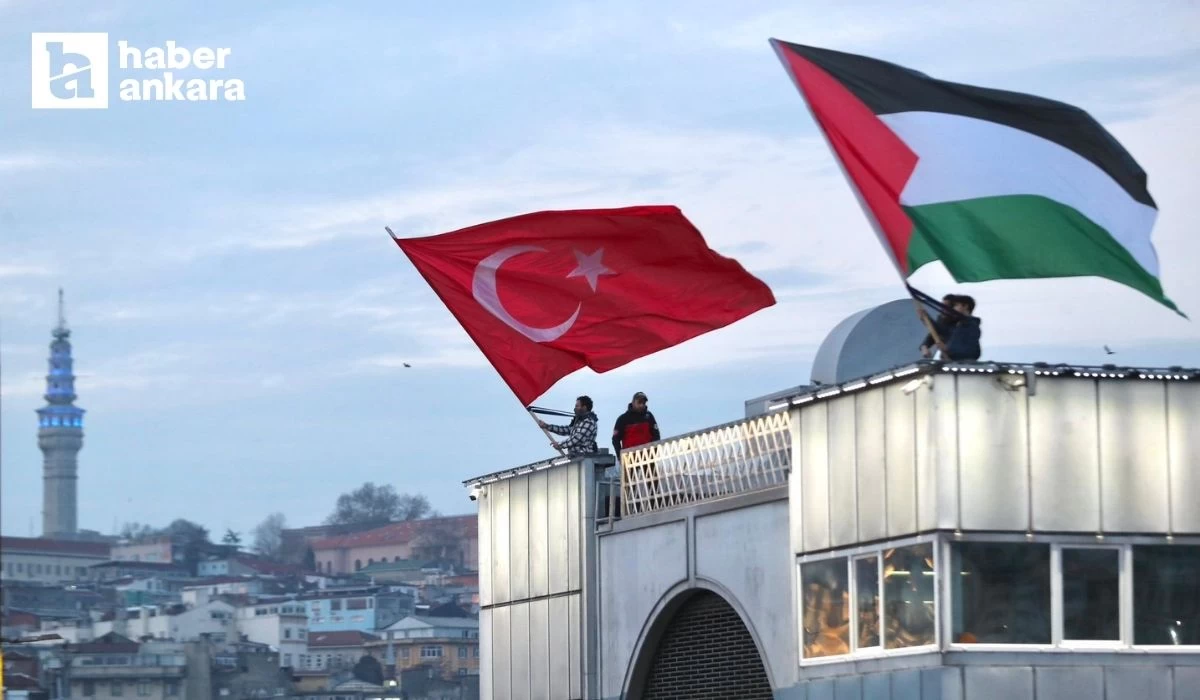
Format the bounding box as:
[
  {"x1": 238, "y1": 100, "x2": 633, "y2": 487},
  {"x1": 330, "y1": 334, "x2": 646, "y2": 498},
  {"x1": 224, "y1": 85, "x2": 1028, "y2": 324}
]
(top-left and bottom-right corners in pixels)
[{"x1": 626, "y1": 586, "x2": 773, "y2": 700}]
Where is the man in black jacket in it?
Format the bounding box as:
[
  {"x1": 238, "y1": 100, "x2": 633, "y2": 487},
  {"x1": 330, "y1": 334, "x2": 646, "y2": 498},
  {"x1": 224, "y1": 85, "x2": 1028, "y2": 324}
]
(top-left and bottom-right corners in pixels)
[{"x1": 612, "y1": 391, "x2": 660, "y2": 456}]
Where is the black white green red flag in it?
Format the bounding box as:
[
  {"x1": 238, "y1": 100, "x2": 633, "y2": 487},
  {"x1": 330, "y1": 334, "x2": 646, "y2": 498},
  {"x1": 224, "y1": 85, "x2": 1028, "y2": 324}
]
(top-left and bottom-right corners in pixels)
[{"x1": 770, "y1": 40, "x2": 1180, "y2": 314}]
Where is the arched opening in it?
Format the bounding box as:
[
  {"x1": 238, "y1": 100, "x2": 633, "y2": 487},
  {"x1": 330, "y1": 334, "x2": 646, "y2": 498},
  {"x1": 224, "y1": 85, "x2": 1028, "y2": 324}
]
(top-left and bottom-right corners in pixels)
[{"x1": 632, "y1": 590, "x2": 772, "y2": 700}]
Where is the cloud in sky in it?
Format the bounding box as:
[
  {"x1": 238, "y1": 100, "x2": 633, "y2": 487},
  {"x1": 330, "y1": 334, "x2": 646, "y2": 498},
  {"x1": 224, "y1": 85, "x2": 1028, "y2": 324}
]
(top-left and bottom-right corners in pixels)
[{"x1": 1, "y1": 0, "x2": 1197, "y2": 537}]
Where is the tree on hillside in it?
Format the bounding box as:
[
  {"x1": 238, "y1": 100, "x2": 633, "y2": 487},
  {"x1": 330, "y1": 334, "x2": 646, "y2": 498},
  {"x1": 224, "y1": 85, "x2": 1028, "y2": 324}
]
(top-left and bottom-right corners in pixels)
[
  {"x1": 325, "y1": 482, "x2": 403, "y2": 526},
  {"x1": 302, "y1": 546, "x2": 317, "y2": 572},
  {"x1": 395, "y1": 493, "x2": 431, "y2": 521},
  {"x1": 222, "y1": 529, "x2": 241, "y2": 547},
  {"x1": 352, "y1": 654, "x2": 384, "y2": 685},
  {"x1": 119, "y1": 522, "x2": 157, "y2": 540},
  {"x1": 163, "y1": 519, "x2": 212, "y2": 574},
  {"x1": 253, "y1": 513, "x2": 287, "y2": 559}
]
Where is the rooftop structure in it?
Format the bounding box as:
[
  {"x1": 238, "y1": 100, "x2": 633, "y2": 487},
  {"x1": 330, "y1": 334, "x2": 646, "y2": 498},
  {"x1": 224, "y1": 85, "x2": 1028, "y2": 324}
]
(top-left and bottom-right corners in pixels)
[{"x1": 464, "y1": 302, "x2": 1200, "y2": 700}]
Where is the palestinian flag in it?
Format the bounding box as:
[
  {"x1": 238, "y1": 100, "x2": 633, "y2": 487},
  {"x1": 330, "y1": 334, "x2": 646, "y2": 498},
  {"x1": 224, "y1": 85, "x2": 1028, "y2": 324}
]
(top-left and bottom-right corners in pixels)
[{"x1": 771, "y1": 40, "x2": 1180, "y2": 314}]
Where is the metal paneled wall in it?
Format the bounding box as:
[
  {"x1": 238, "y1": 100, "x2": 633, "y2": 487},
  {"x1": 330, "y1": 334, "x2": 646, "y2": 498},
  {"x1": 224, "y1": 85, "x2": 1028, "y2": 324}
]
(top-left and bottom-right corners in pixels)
[
  {"x1": 548, "y1": 466, "x2": 570, "y2": 594},
  {"x1": 1168, "y1": 382, "x2": 1200, "y2": 533},
  {"x1": 1099, "y1": 381, "x2": 1170, "y2": 532},
  {"x1": 957, "y1": 376, "x2": 1029, "y2": 531},
  {"x1": 528, "y1": 599, "x2": 550, "y2": 700},
  {"x1": 884, "y1": 388, "x2": 917, "y2": 537},
  {"x1": 931, "y1": 376, "x2": 960, "y2": 530},
  {"x1": 493, "y1": 480, "x2": 511, "y2": 604},
  {"x1": 1030, "y1": 379, "x2": 1100, "y2": 532},
  {"x1": 800, "y1": 401, "x2": 831, "y2": 552},
  {"x1": 478, "y1": 484, "x2": 493, "y2": 607},
  {"x1": 855, "y1": 388, "x2": 887, "y2": 542},
  {"x1": 788, "y1": 410, "x2": 805, "y2": 553},
  {"x1": 828, "y1": 395, "x2": 859, "y2": 547},
  {"x1": 480, "y1": 608, "x2": 492, "y2": 700},
  {"x1": 510, "y1": 478, "x2": 530, "y2": 602},
  {"x1": 493, "y1": 605, "x2": 511, "y2": 698},
  {"x1": 548, "y1": 596, "x2": 572, "y2": 699},
  {"x1": 510, "y1": 602, "x2": 531, "y2": 700},
  {"x1": 915, "y1": 379, "x2": 938, "y2": 532},
  {"x1": 568, "y1": 594, "x2": 582, "y2": 699},
  {"x1": 528, "y1": 470, "x2": 550, "y2": 598},
  {"x1": 567, "y1": 462, "x2": 582, "y2": 592}
]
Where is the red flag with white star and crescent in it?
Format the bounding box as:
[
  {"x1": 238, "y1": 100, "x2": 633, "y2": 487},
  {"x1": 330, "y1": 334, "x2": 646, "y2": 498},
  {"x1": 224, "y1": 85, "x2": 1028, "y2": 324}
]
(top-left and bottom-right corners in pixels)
[{"x1": 392, "y1": 205, "x2": 776, "y2": 405}]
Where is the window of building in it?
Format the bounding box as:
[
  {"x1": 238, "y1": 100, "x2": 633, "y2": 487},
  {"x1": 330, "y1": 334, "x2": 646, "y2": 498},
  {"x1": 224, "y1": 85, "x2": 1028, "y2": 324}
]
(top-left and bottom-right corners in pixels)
[
  {"x1": 800, "y1": 557, "x2": 848, "y2": 658},
  {"x1": 347, "y1": 598, "x2": 367, "y2": 610},
  {"x1": 165, "y1": 681, "x2": 179, "y2": 696},
  {"x1": 138, "y1": 681, "x2": 151, "y2": 697},
  {"x1": 950, "y1": 542, "x2": 1050, "y2": 645},
  {"x1": 401, "y1": 647, "x2": 410, "y2": 659},
  {"x1": 458, "y1": 668, "x2": 468, "y2": 677},
  {"x1": 16, "y1": 562, "x2": 22, "y2": 572},
  {"x1": 82, "y1": 681, "x2": 96, "y2": 697},
  {"x1": 112, "y1": 681, "x2": 124, "y2": 697},
  {"x1": 76, "y1": 566, "x2": 85, "y2": 577},
  {"x1": 884, "y1": 543, "x2": 937, "y2": 650},
  {"x1": 458, "y1": 646, "x2": 468, "y2": 659},
  {"x1": 1134, "y1": 545, "x2": 1200, "y2": 646},
  {"x1": 331, "y1": 600, "x2": 342, "y2": 611},
  {"x1": 854, "y1": 555, "x2": 880, "y2": 650},
  {"x1": 285, "y1": 628, "x2": 292, "y2": 639},
  {"x1": 421, "y1": 645, "x2": 442, "y2": 658},
  {"x1": 473, "y1": 647, "x2": 480, "y2": 658},
  {"x1": 1062, "y1": 547, "x2": 1120, "y2": 642},
  {"x1": 283, "y1": 654, "x2": 292, "y2": 667}
]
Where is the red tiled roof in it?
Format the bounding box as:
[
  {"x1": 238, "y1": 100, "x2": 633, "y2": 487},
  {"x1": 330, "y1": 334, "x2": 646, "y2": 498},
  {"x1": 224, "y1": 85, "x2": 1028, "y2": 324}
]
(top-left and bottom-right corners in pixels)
[
  {"x1": 1, "y1": 536, "x2": 110, "y2": 557},
  {"x1": 307, "y1": 630, "x2": 379, "y2": 648},
  {"x1": 311, "y1": 515, "x2": 476, "y2": 551},
  {"x1": 3, "y1": 611, "x2": 40, "y2": 626}
]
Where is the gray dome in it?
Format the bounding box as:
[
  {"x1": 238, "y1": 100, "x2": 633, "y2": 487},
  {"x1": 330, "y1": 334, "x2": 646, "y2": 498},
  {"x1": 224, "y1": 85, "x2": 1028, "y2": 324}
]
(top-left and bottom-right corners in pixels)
[{"x1": 810, "y1": 299, "x2": 927, "y2": 385}]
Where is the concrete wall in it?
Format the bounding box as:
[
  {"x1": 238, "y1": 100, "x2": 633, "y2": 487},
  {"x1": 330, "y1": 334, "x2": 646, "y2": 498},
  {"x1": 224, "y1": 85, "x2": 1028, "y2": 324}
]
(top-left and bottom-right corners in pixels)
[
  {"x1": 789, "y1": 374, "x2": 1200, "y2": 556},
  {"x1": 596, "y1": 491, "x2": 794, "y2": 699}
]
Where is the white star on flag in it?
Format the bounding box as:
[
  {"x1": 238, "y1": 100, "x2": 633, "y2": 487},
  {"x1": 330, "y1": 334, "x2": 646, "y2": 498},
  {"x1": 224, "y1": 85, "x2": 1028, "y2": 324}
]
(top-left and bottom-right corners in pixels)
[{"x1": 567, "y1": 248, "x2": 615, "y2": 292}]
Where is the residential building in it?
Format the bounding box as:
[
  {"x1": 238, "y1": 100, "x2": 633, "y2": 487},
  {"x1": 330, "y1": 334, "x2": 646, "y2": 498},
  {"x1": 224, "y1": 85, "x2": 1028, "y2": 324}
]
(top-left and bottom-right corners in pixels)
[
  {"x1": 109, "y1": 536, "x2": 174, "y2": 564},
  {"x1": 279, "y1": 523, "x2": 379, "y2": 566},
  {"x1": 87, "y1": 560, "x2": 189, "y2": 583},
  {"x1": 180, "y1": 577, "x2": 268, "y2": 606},
  {"x1": 311, "y1": 516, "x2": 477, "y2": 576},
  {"x1": 371, "y1": 616, "x2": 479, "y2": 678},
  {"x1": 197, "y1": 554, "x2": 304, "y2": 578},
  {"x1": 233, "y1": 600, "x2": 308, "y2": 668},
  {"x1": 0, "y1": 581, "x2": 107, "y2": 622},
  {"x1": 300, "y1": 587, "x2": 415, "y2": 634},
  {"x1": 0, "y1": 537, "x2": 110, "y2": 583},
  {"x1": 302, "y1": 630, "x2": 379, "y2": 673},
  {"x1": 42, "y1": 632, "x2": 186, "y2": 699},
  {"x1": 356, "y1": 559, "x2": 435, "y2": 585}
]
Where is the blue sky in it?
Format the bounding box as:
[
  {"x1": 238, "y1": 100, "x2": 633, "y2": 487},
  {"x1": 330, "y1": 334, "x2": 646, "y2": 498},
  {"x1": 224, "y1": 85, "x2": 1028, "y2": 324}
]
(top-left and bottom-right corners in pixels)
[{"x1": 3, "y1": 1, "x2": 1198, "y2": 539}]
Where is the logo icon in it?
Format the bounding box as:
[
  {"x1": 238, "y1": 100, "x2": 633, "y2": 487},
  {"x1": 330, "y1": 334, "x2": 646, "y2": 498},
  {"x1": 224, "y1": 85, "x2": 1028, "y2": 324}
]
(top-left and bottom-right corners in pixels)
[{"x1": 31, "y1": 33, "x2": 109, "y2": 109}]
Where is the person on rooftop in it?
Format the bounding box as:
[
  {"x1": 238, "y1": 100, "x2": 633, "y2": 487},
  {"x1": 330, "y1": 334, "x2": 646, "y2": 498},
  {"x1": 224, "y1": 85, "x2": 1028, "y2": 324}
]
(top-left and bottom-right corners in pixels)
[{"x1": 536, "y1": 396, "x2": 598, "y2": 457}]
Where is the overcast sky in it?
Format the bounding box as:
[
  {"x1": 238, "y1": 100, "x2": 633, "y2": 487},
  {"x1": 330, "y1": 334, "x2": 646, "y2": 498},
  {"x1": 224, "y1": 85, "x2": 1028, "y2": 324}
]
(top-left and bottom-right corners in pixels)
[{"x1": 2, "y1": 0, "x2": 1198, "y2": 540}]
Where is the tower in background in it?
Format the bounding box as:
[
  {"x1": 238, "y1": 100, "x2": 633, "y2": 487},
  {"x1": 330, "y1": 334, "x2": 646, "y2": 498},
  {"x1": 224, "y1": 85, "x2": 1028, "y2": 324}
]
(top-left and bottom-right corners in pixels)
[{"x1": 38, "y1": 289, "x2": 85, "y2": 538}]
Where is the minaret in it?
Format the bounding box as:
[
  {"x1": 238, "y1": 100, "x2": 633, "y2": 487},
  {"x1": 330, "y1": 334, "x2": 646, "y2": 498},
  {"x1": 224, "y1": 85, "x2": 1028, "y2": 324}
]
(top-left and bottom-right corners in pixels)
[{"x1": 37, "y1": 289, "x2": 85, "y2": 538}]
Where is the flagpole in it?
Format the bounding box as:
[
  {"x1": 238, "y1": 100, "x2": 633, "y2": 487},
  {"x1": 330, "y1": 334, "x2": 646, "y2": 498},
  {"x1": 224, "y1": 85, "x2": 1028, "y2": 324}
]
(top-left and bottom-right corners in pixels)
[
  {"x1": 909, "y1": 292, "x2": 950, "y2": 357},
  {"x1": 527, "y1": 408, "x2": 567, "y2": 455}
]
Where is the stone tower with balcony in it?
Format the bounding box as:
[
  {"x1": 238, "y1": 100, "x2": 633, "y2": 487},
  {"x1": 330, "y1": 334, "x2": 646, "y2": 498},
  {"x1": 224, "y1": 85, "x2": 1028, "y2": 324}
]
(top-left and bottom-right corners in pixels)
[{"x1": 38, "y1": 289, "x2": 85, "y2": 537}]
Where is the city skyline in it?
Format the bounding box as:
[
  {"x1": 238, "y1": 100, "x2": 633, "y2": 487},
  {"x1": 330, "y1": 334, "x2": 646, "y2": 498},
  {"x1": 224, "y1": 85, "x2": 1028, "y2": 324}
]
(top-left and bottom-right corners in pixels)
[{"x1": 3, "y1": 0, "x2": 1199, "y2": 538}]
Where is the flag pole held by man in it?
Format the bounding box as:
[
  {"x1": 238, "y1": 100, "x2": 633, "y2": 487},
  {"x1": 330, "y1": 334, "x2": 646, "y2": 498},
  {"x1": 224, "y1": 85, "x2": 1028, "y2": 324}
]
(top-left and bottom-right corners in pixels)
[
  {"x1": 770, "y1": 40, "x2": 1182, "y2": 318},
  {"x1": 391, "y1": 205, "x2": 776, "y2": 412}
]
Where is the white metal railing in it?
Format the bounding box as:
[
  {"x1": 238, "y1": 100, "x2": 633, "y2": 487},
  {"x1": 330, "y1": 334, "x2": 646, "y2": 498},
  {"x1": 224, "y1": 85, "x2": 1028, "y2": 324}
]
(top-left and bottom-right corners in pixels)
[{"x1": 619, "y1": 411, "x2": 792, "y2": 516}]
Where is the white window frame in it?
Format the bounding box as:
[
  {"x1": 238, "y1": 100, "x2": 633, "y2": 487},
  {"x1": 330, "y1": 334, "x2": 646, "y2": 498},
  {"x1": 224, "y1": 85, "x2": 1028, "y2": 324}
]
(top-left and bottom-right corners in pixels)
[
  {"x1": 797, "y1": 533, "x2": 940, "y2": 666},
  {"x1": 1053, "y1": 543, "x2": 1127, "y2": 649}
]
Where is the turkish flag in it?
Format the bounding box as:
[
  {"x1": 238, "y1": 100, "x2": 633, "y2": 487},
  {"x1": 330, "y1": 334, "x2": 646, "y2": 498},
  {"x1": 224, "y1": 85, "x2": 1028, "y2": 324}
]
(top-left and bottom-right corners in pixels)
[{"x1": 393, "y1": 205, "x2": 776, "y2": 405}]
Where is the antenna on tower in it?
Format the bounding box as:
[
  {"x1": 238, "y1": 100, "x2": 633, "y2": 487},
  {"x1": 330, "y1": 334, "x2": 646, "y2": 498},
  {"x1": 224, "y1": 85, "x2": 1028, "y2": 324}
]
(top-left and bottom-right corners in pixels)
[{"x1": 58, "y1": 288, "x2": 66, "y2": 330}]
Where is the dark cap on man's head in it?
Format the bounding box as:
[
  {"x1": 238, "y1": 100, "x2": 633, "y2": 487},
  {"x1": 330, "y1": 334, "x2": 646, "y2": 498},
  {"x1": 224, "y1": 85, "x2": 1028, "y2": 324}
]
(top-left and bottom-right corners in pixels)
[{"x1": 633, "y1": 391, "x2": 648, "y2": 402}]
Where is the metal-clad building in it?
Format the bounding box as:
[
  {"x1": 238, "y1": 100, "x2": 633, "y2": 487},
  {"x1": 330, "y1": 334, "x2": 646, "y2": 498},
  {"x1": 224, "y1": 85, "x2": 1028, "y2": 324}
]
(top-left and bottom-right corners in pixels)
[{"x1": 468, "y1": 360, "x2": 1200, "y2": 700}]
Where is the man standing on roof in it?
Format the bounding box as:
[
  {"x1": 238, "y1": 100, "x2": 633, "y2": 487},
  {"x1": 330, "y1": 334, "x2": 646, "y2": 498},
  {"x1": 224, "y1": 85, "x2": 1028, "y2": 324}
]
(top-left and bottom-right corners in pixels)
[
  {"x1": 612, "y1": 391, "x2": 660, "y2": 456},
  {"x1": 536, "y1": 396, "x2": 598, "y2": 457}
]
